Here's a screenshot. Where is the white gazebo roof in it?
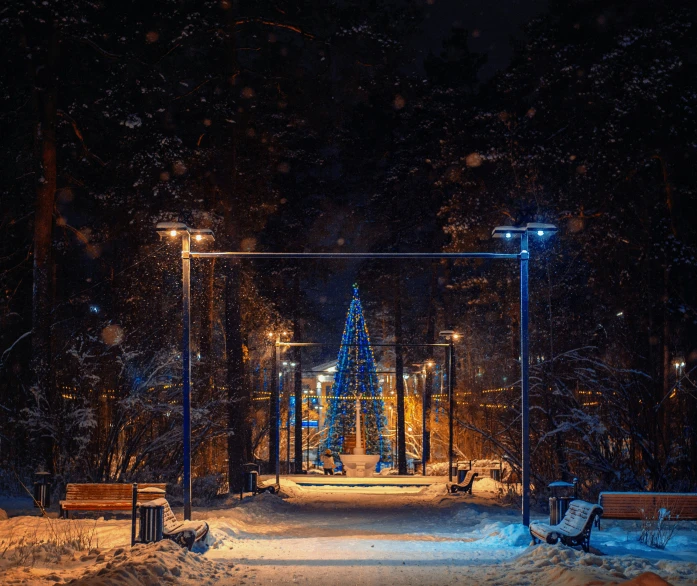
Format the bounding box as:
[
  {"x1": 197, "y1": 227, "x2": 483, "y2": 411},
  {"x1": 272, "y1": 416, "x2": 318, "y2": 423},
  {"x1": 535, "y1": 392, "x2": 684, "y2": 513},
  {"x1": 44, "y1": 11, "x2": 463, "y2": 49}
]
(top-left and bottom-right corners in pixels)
[{"x1": 309, "y1": 360, "x2": 338, "y2": 374}]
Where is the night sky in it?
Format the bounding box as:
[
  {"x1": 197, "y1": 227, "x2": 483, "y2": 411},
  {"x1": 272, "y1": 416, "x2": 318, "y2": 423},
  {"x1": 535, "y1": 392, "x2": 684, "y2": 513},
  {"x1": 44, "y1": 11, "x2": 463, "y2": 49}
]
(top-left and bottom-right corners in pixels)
[{"x1": 419, "y1": 0, "x2": 549, "y2": 79}]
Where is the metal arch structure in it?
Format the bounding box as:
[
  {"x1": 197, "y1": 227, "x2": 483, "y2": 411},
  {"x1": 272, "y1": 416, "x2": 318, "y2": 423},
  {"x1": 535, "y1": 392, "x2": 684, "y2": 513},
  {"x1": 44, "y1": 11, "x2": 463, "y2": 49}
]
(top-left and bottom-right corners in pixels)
[{"x1": 157, "y1": 222, "x2": 556, "y2": 525}]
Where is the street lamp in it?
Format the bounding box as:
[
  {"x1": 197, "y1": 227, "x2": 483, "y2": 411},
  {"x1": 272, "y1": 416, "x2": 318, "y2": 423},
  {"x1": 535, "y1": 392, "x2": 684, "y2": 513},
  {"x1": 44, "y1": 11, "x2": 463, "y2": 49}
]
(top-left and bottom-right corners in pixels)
[
  {"x1": 492, "y1": 222, "x2": 558, "y2": 527},
  {"x1": 674, "y1": 358, "x2": 685, "y2": 394},
  {"x1": 266, "y1": 329, "x2": 290, "y2": 485},
  {"x1": 155, "y1": 222, "x2": 214, "y2": 521}
]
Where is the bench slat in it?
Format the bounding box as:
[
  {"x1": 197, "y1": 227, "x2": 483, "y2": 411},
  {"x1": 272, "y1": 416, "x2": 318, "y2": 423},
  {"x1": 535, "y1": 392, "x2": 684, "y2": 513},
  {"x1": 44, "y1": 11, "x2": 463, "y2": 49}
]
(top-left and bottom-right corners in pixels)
[
  {"x1": 599, "y1": 492, "x2": 697, "y2": 520},
  {"x1": 61, "y1": 483, "x2": 167, "y2": 515}
]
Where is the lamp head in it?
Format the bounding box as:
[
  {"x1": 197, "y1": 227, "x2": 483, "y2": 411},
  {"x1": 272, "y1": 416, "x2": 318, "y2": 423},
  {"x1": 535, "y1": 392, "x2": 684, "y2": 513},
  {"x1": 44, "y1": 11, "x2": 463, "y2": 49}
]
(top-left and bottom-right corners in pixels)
[
  {"x1": 190, "y1": 228, "x2": 215, "y2": 243},
  {"x1": 439, "y1": 330, "x2": 460, "y2": 342},
  {"x1": 156, "y1": 222, "x2": 189, "y2": 239},
  {"x1": 492, "y1": 223, "x2": 558, "y2": 240},
  {"x1": 155, "y1": 222, "x2": 215, "y2": 243},
  {"x1": 525, "y1": 223, "x2": 558, "y2": 240},
  {"x1": 492, "y1": 226, "x2": 525, "y2": 240}
]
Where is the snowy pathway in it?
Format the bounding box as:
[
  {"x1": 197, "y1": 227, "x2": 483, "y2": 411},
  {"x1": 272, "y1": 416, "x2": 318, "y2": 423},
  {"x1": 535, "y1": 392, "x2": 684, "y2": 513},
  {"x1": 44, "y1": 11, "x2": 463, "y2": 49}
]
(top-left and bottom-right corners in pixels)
[
  {"x1": 200, "y1": 483, "x2": 697, "y2": 585},
  {"x1": 1, "y1": 481, "x2": 697, "y2": 585}
]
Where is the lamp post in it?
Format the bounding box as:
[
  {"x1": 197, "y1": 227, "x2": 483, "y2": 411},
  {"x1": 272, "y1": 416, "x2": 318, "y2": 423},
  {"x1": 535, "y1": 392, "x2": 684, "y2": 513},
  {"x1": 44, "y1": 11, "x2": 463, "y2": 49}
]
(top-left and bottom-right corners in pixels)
[
  {"x1": 493, "y1": 222, "x2": 558, "y2": 527},
  {"x1": 155, "y1": 222, "x2": 214, "y2": 521},
  {"x1": 439, "y1": 331, "x2": 459, "y2": 481},
  {"x1": 283, "y1": 361, "x2": 291, "y2": 474},
  {"x1": 674, "y1": 358, "x2": 685, "y2": 387},
  {"x1": 267, "y1": 331, "x2": 289, "y2": 485}
]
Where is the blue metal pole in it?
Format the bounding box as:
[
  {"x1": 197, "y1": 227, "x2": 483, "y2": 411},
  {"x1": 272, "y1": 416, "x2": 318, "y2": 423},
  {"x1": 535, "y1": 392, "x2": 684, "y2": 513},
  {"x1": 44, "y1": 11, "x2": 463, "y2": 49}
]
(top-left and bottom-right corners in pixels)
[
  {"x1": 181, "y1": 233, "x2": 192, "y2": 521},
  {"x1": 422, "y1": 370, "x2": 426, "y2": 476},
  {"x1": 520, "y1": 231, "x2": 530, "y2": 527},
  {"x1": 448, "y1": 342, "x2": 454, "y2": 482},
  {"x1": 275, "y1": 340, "x2": 281, "y2": 485}
]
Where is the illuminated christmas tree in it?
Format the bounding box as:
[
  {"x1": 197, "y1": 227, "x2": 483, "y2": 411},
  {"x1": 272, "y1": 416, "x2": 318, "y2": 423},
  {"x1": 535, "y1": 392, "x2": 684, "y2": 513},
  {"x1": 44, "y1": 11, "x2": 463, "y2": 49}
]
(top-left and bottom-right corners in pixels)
[{"x1": 324, "y1": 285, "x2": 391, "y2": 465}]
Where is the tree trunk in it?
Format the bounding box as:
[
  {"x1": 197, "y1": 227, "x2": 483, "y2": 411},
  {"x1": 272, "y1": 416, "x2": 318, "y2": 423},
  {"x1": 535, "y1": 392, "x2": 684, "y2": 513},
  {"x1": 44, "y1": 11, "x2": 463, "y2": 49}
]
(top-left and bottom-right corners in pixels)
[
  {"x1": 268, "y1": 341, "x2": 278, "y2": 473},
  {"x1": 26, "y1": 9, "x2": 58, "y2": 473},
  {"x1": 394, "y1": 274, "x2": 407, "y2": 475},
  {"x1": 225, "y1": 265, "x2": 248, "y2": 492},
  {"x1": 423, "y1": 264, "x2": 437, "y2": 464},
  {"x1": 198, "y1": 259, "x2": 216, "y2": 474}
]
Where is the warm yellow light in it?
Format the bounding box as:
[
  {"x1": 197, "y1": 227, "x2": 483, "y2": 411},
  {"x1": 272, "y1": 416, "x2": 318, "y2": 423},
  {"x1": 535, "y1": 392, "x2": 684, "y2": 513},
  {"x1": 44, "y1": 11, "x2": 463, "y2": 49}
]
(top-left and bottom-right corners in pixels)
[
  {"x1": 195, "y1": 234, "x2": 202, "y2": 241},
  {"x1": 452, "y1": 333, "x2": 460, "y2": 340},
  {"x1": 169, "y1": 229, "x2": 177, "y2": 237}
]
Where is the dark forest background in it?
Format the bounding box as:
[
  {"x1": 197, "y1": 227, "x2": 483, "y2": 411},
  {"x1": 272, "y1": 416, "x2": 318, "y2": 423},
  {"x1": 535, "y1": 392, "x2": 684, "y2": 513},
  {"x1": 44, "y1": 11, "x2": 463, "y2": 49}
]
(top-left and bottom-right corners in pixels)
[{"x1": 1, "y1": 0, "x2": 696, "y2": 501}]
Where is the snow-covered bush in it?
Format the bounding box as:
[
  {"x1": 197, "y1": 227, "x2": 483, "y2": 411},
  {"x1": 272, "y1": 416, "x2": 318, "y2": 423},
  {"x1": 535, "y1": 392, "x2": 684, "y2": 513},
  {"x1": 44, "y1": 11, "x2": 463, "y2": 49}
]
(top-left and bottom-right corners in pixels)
[
  {"x1": 639, "y1": 506, "x2": 679, "y2": 550},
  {"x1": 0, "y1": 518, "x2": 98, "y2": 567},
  {"x1": 192, "y1": 474, "x2": 227, "y2": 505}
]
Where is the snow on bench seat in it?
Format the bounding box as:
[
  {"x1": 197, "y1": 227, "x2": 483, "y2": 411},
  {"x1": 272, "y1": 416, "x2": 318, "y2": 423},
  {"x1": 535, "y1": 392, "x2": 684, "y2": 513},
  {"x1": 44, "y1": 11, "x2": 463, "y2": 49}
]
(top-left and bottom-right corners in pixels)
[{"x1": 530, "y1": 500, "x2": 602, "y2": 552}]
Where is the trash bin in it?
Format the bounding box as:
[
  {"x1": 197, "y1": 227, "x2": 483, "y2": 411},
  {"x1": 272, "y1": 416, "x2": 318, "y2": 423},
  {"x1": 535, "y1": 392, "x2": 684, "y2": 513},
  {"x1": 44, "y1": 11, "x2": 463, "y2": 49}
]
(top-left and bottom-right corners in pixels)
[
  {"x1": 139, "y1": 500, "x2": 164, "y2": 543},
  {"x1": 548, "y1": 479, "x2": 578, "y2": 524},
  {"x1": 33, "y1": 471, "x2": 51, "y2": 509},
  {"x1": 242, "y1": 463, "x2": 259, "y2": 494},
  {"x1": 457, "y1": 463, "x2": 468, "y2": 484}
]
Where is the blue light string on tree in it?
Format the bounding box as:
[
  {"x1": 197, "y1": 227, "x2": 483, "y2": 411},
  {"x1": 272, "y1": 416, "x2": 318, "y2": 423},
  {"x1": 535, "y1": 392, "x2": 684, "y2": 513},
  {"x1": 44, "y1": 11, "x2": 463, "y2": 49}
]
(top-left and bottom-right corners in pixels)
[{"x1": 323, "y1": 285, "x2": 392, "y2": 467}]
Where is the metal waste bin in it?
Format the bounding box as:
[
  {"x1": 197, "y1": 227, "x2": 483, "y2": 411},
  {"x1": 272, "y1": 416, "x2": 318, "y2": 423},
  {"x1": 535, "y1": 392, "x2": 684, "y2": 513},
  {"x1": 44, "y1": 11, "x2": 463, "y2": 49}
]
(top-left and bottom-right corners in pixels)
[
  {"x1": 457, "y1": 463, "x2": 468, "y2": 484},
  {"x1": 549, "y1": 496, "x2": 575, "y2": 525},
  {"x1": 548, "y1": 479, "x2": 578, "y2": 524},
  {"x1": 33, "y1": 471, "x2": 51, "y2": 509},
  {"x1": 139, "y1": 500, "x2": 164, "y2": 543},
  {"x1": 242, "y1": 463, "x2": 259, "y2": 495}
]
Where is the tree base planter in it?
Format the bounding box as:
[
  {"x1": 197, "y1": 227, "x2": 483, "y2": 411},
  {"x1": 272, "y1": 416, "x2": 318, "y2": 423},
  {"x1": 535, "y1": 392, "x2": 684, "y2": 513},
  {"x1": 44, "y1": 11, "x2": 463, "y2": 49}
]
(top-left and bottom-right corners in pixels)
[{"x1": 340, "y1": 455, "x2": 380, "y2": 477}]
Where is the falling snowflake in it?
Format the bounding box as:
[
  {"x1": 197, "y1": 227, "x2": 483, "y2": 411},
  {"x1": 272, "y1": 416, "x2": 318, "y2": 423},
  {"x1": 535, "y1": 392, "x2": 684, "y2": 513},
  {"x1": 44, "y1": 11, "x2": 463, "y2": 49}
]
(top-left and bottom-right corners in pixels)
[{"x1": 124, "y1": 114, "x2": 142, "y2": 128}]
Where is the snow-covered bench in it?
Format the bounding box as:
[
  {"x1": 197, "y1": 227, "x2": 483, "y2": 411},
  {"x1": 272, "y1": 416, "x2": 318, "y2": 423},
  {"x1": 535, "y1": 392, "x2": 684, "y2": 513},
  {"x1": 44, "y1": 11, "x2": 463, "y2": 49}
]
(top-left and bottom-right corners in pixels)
[
  {"x1": 143, "y1": 498, "x2": 209, "y2": 550},
  {"x1": 449, "y1": 471, "x2": 478, "y2": 494},
  {"x1": 530, "y1": 500, "x2": 602, "y2": 552},
  {"x1": 60, "y1": 483, "x2": 167, "y2": 518},
  {"x1": 598, "y1": 492, "x2": 697, "y2": 523}
]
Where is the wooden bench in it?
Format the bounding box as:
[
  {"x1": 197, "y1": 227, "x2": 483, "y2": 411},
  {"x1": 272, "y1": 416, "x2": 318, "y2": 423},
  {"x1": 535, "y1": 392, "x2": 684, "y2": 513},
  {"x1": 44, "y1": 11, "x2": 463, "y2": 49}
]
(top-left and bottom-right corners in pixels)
[
  {"x1": 598, "y1": 492, "x2": 697, "y2": 523},
  {"x1": 530, "y1": 500, "x2": 603, "y2": 552},
  {"x1": 60, "y1": 483, "x2": 167, "y2": 518},
  {"x1": 449, "y1": 472, "x2": 478, "y2": 494},
  {"x1": 159, "y1": 498, "x2": 208, "y2": 549}
]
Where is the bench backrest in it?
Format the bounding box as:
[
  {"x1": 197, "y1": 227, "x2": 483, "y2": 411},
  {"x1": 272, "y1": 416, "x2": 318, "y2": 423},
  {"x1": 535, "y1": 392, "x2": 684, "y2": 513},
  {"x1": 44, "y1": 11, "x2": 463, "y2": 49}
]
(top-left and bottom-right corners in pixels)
[
  {"x1": 557, "y1": 500, "x2": 602, "y2": 533},
  {"x1": 599, "y1": 492, "x2": 697, "y2": 520},
  {"x1": 161, "y1": 499, "x2": 180, "y2": 533},
  {"x1": 65, "y1": 483, "x2": 167, "y2": 502}
]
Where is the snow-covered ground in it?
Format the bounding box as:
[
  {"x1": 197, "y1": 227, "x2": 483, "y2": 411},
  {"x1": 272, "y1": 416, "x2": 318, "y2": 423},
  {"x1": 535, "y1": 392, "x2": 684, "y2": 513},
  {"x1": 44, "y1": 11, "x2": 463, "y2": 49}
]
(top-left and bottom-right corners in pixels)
[{"x1": 1, "y1": 478, "x2": 696, "y2": 585}]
